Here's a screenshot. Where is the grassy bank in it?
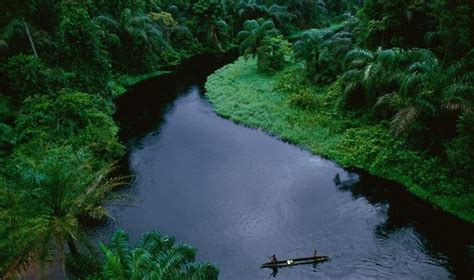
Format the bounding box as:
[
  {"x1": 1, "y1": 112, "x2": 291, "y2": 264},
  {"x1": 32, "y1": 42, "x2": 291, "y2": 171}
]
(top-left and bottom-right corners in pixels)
[{"x1": 205, "y1": 57, "x2": 473, "y2": 223}]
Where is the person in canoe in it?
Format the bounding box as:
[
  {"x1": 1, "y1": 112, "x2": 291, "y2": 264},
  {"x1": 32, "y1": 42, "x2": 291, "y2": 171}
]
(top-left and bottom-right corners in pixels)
[{"x1": 271, "y1": 255, "x2": 278, "y2": 277}]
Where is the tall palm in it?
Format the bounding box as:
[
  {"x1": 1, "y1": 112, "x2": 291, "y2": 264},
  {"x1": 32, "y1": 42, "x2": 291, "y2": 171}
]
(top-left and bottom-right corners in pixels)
[
  {"x1": 389, "y1": 49, "x2": 473, "y2": 137},
  {"x1": 99, "y1": 230, "x2": 218, "y2": 280},
  {"x1": 342, "y1": 48, "x2": 404, "y2": 108},
  {"x1": 237, "y1": 19, "x2": 278, "y2": 57},
  {"x1": 0, "y1": 147, "x2": 127, "y2": 277},
  {"x1": 388, "y1": 49, "x2": 442, "y2": 136}
]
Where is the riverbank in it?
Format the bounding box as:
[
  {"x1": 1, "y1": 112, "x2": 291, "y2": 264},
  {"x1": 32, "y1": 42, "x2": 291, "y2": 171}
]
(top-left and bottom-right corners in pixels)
[{"x1": 205, "y1": 57, "x2": 474, "y2": 223}]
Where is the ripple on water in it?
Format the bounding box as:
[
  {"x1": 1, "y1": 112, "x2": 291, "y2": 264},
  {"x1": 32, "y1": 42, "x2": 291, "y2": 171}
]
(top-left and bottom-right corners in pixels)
[{"x1": 93, "y1": 86, "x2": 472, "y2": 280}]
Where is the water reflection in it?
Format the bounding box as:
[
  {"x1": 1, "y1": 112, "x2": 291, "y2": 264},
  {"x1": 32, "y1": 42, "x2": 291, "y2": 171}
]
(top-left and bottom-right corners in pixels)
[
  {"x1": 335, "y1": 171, "x2": 474, "y2": 278},
  {"x1": 98, "y1": 53, "x2": 474, "y2": 279}
]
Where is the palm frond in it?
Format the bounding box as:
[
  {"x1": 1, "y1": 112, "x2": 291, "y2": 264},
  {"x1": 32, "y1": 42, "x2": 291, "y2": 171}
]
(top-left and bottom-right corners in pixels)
[
  {"x1": 344, "y1": 49, "x2": 373, "y2": 67},
  {"x1": 391, "y1": 106, "x2": 419, "y2": 136}
]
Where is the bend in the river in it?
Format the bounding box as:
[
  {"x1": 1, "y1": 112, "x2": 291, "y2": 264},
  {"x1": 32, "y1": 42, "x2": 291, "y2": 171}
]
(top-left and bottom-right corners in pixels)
[{"x1": 93, "y1": 54, "x2": 474, "y2": 279}]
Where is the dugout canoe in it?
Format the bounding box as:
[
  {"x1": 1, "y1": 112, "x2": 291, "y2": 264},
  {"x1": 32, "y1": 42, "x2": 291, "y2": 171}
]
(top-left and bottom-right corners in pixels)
[{"x1": 260, "y1": 256, "x2": 329, "y2": 269}]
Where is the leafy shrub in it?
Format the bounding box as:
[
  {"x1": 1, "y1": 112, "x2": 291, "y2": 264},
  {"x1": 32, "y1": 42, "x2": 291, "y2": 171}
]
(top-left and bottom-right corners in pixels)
[
  {"x1": 16, "y1": 90, "x2": 124, "y2": 162},
  {"x1": 287, "y1": 89, "x2": 319, "y2": 110}
]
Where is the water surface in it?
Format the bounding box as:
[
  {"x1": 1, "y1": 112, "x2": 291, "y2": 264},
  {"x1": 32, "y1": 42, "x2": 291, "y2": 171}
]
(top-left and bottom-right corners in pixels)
[{"x1": 94, "y1": 56, "x2": 474, "y2": 279}]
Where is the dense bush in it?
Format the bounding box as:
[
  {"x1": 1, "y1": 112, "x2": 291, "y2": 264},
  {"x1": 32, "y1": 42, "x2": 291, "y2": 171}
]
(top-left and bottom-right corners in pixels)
[
  {"x1": 15, "y1": 90, "x2": 124, "y2": 163},
  {"x1": 5, "y1": 55, "x2": 72, "y2": 100}
]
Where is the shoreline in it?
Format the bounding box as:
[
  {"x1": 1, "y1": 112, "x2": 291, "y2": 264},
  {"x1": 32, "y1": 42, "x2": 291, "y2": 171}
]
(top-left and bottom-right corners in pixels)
[{"x1": 205, "y1": 57, "x2": 474, "y2": 223}]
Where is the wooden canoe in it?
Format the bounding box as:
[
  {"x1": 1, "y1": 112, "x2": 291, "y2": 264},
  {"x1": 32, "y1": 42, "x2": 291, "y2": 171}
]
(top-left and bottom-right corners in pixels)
[{"x1": 261, "y1": 256, "x2": 329, "y2": 268}]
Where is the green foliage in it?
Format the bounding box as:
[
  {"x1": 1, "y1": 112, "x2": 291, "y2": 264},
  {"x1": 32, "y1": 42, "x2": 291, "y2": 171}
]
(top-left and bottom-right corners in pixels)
[
  {"x1": 5, "y1": 55, "x2": 72, "y2": 100},
  {"x1": 341, "y1": 48, "x2": 403, "y2": 109},
  {"x1": 284, "y1": 0, "x2": 327, "y2": 28},
  {"x1": 237, "y1": 19, "x2": 289, "y2": 72},
  {"x1": 339, "y1": 46, "x2": 474, "y2": 155},
  {"x1": 427, "y1": 0, "x2": 473, "y2": 60},
  {"x1": 0, "y1": 146, "x2": 127, "y2": 276},
  {"x1": 238, "y1": 1, "x2": 296, "y2": 34},
  {"x1": 206, "y1": 57, "x2": 474, "y2": 223},
  {"x1": 355, "y1": 0, "x2": 473, "y2": 59},
  {"x1": 446, "y1": 113, "x2": 474, "y2": 178},
  {"x1": 192, "y1": 0, "x2": 231, "y2": 50},
  {"x1": 257, "y1": 35, "x2": 292, "y2": 72},
  {"x1": 96, "y1": 230, "x2": 218, "y2": 279},
  {"x1": 1, "y1": 0, "x2": 473, "y2": 276},
  {"x1": 0, "y1": 123, "x2": 14, "y2": 153},
  {"x1": 57, "y1": 1, "x2": 111, "y2": 94},
  {"x1": 294, "y1": 26, "x2": 354, "y2": 84},
  {"x1": 15, "y1": 90, "x2": 124, "y2": 163},
  {"x1": 354, "y1": 0, "x2": 432, "y2": 48},
  {"x1": 238, "y1": 19, "x2": 278, "y2": 56},
  {"x1": 95, "y1": 8, "x2": 174, "y2": 73}
]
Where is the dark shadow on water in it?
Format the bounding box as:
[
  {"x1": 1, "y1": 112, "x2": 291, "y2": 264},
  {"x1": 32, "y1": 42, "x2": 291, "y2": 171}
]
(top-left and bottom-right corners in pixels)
[
  {"x1": 334, "y1": 171, "x2": 474, "y2": 279},
  {"x1": 105, "y1": 50, "x2": 474, "y2": 279},
  {"x1": 114, "y1": 51, "x2": 238, "y2": 143}
]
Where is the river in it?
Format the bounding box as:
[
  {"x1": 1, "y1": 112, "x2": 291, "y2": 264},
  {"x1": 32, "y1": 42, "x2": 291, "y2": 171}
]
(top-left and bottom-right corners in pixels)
[{"x1": 93, "y1": 54, "x2": 474, "y2": 279}]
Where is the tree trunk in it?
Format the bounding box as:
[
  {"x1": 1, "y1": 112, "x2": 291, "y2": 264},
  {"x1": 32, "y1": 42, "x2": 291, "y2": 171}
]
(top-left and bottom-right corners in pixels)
[
  {"x1": 67, "y1": 238, "x2": 79, "y2": 256},
  {"x1": 24, "y1": 21, "x2": 38, "y2": 57}
]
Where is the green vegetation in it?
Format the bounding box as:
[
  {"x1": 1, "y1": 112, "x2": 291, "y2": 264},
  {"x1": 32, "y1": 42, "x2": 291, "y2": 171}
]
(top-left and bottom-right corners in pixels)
[
  {"x1": 68, "y1": 230, "x2": 218, "y2": 279},
  {"x1": 206, "y1": 0, "x2": 473, "y2": 224},
  {"x1": 206, "y1": 57, "x2": 473, "y2": 222},
  {"x1": 1, "y1": 0, "x2": 362, "y2": 277},
  {"x1": 100, "y1": 230, "x2": 217, "y2": 279},
  {"x1": 1, "y1": 0, "x2": 472, "y2": 278}
]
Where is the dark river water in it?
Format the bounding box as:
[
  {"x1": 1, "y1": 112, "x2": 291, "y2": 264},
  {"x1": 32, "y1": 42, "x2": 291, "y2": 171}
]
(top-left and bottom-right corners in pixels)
[{"x1": 93, "y1": 55, "x2": 474, "y2": 279}]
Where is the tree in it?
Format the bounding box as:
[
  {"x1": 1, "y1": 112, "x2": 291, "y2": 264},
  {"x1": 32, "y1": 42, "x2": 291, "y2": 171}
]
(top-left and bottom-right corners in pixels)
[
  {"x1": 354, "y1": 0, "x2": 432, "y2": 49},
  {"x1": 294, "y1": 27, "x2": 353, "y2": 84},
  {"x1": 257, "y1": 35, "x2": 292, "y2": 72},
  {"x1": 238, "y1": 19, "x2": 290, "y2": 72},
  {"x1": 284, "y1": 0, "x2": 326, "y2": 28},
  {"x1": 98, "y1": 230, "x2": 218, "y2": 279},
  {"x1": 237, "y1": 1, "x2": 295, "y2": 33},
  {"x1": 237, "y1": 19, "x2": 278, "y2": 56},
  {"x1": 192, "y1": 0, "x2": 231, "y2": 50},
  {"x1": 95, "y1": 8, "x2": 172, "y2": 72},
  {"x1": 57, "y1": 1, "x2": 111, "y2": 95},
  {"x1": 427, "y1": 0, "x2": 473, "y2": 61},
  {"x1": 5, "y1": 55, "x2": 72, "y2": 101},
  {"x1": 341, "y1": 48, "x2": 405, "y2": 108},
  {"x1": 0, "y1": 147, "x2": 126, "y2": 277},
  {"x1": 15, "y1": 90, "x2": 125, "y2": 163}
]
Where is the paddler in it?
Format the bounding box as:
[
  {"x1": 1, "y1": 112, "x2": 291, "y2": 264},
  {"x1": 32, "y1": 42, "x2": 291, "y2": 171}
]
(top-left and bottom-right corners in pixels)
[{"x1": 271, "y1": 254, "x2": 277, "y2": 264}]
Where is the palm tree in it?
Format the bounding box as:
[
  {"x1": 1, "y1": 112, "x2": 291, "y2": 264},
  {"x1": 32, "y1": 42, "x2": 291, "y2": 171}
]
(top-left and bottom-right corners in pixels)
[
  {"x1": 294, "y1": 28, "x2": 353, "y2": 83},
  {"x1": 389, "y1": 49, "x2": 473, "y2": 138},
  {"x1": 95, "y1": 8, "x2": 170, "y2": 72},
  {"x1": 237, "y1": 19, "x2": 278, "y2": 57},
  {"x1": 388, "y1": 49, "x2": 441, "y2": 136},
  {"x1": 238, "y1": 1, "x2": 295, "y2": 26},
  {"x1": 0, "y1": 147, "x2": 127, "y2": 277},
  {"x1": 342, "y1": 48, "x2": 404, "y2": 108},
  {"x1": 99, "y1": 230, "x2": 218, "y2": 279}
]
